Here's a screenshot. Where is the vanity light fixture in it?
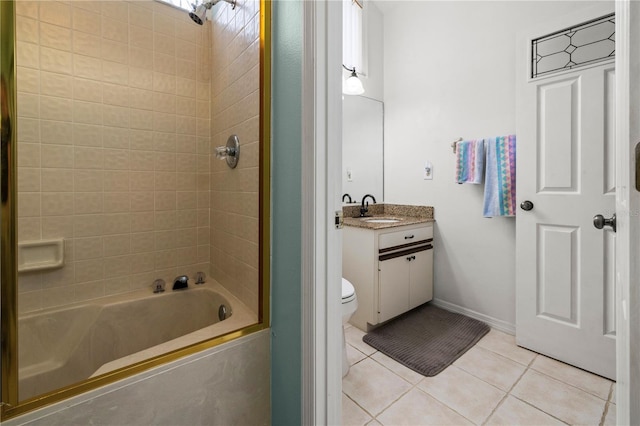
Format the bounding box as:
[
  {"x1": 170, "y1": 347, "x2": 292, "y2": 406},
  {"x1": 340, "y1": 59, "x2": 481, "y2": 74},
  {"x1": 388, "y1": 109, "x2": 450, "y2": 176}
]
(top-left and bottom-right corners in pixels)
[{"x1": 342, "y1": 65, "x2": 365, "y2": 95}]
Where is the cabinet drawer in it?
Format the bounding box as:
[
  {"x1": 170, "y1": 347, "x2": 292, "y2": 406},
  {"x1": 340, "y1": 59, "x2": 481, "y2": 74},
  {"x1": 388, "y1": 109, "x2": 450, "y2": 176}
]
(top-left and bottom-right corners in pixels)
[{"x1": 379, "y1": 226, "x2": 433, "y2": 250}]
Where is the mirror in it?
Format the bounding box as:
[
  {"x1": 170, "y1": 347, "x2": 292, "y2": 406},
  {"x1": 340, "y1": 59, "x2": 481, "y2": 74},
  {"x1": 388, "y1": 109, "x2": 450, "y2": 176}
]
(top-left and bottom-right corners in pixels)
[{"x1": 342, "y1": 96, "x2": 384, "y2": 204}]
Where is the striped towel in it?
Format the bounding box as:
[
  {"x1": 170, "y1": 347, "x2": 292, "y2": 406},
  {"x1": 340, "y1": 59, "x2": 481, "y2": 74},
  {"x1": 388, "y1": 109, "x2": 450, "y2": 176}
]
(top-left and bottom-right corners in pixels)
[
  {"x1": 483, "y1": 135, "x2": 516, "y2": 217},
  {"x1": 455, "y1": 139, "x2": 484, "y2": 184}
]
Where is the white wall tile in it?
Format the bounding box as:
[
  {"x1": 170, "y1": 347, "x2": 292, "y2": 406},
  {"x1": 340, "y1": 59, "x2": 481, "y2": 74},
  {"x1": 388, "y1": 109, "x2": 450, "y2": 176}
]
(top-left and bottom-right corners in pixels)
[
  {"x1": 73, "y1": 31, "x2": 102, "y2": 58},
  {"x1": 129, "y1": 67, "x2": 154, "y2": 90},
  {"x1": 75, "y1": 192, "x2": 104, "y2": 214},
  {"x1": 103, "y1": 127, "x2": 129, "y2": 150},
  {"x1": 75, "y1": 146, "x2": 104, "y2": 169},
  {"x1": 73, "y1": 124, "x2": 103, "y2": 147},
  {"x1": 18, "y1": 117, "x2": 40, "y2": 142},
  {"x1": 41, "y1": 192, "x2": 74, "y2": 216},
  {"x1": 129, "y1": 46, "x2": 154, "y2": 70},
  {"x1": 40, "y1": 22, "x2": 72, "y2": 52},
  {"x1": 130, "y1": 25, "x2": 154, "y2": 49},
  {"x1": 73, "y1": 7, "x2": 102, "y2": 36},
  {"x1": 40, "y1": 96, "x2": 72, "y2": 122},
  {"x1": 103, "y1": 105, "x2": 130, "y2": 128},
  {"x1": 18, "y1": 143, "x2": 41, "y2": 168},
  {"x1": 74, "y1": 170, "x2": 103, "y2": 192},
  {"x1": 41, "y1": 144, "x2": 74, "y2": 168},
  {"x1": 102, "y1": 16, "x2": 129, "y2": 43},
  {"x1": 40, "y1": 120, "x2": 73, "y2": 145},
  {"x1": 74, "y1": 54, "x2": 103, "y2": 80},
  {"x1": 74, "y1": 77, "x2": 103, "y2": 103},
  {"x1": 39, "y1": 1, "x2": 71, "y2": 28},
  {"x1": 40, "y1": 71, "x2": 72, "y2": 98},
  {"x1": 17, "y1": 41, "x2": 40, "y2": 69},
  {"x1": 40, "y1": 46, "x2": 72, "y2": 74},
  {"x1": 16, "y1": 17, "x2": 39, "y2": 44},
  {"x1": 102, "y1": 60, "x2": 129, "y2": 85},
  {"x1": 101, "y1": 40, "x2": 129, "y2": 65},
  {"x1": 41, "y1": 168, "x2": 73, "y2": 192},
  {"x1": 73, "y1": 100, "x2": 103, "y2": 125},
  {"x1": 17, "y1": 92, "x2": 39, "y2": 118}
]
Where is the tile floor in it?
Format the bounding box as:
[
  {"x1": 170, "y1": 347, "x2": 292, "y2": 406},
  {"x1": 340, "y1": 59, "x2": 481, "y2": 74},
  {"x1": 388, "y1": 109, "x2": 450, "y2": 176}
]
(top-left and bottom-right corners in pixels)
[{"x1": 342, "y1": 325, "x2": 616, "y2": 426}]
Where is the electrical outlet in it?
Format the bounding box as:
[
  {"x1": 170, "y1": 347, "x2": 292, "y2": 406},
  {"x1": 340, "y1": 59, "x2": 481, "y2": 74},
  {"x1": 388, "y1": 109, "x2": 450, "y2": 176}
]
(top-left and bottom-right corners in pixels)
[{"x1": 424, "y1": 161, "x2": 433, "y2": 180}]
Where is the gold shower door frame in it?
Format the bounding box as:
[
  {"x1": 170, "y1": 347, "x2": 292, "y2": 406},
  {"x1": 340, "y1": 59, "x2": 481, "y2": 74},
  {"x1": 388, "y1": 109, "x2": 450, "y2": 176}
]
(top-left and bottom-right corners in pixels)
[{"x1": 0, "y1": 0, "x2": 272, "y2": 419}]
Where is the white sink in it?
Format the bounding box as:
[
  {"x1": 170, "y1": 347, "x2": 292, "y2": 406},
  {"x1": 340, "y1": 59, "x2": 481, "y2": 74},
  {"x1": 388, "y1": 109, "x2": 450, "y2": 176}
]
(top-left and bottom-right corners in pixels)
[{"x1": 363, "y1": 218, "x2": 401, "y2": 224}]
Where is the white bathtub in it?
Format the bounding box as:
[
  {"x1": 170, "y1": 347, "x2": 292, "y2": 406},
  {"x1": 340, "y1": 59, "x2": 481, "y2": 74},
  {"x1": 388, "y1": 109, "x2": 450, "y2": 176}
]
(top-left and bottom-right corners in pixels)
[{"x1": 18, "y1": 282, "x2": 256, "y2": 401}]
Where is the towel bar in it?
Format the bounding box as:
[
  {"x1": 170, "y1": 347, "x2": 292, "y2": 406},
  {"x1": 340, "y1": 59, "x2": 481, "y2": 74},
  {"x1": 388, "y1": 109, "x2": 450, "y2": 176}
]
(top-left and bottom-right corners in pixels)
[{"x1": 451, "y1": 137, "x2": 463, "y2": 153}]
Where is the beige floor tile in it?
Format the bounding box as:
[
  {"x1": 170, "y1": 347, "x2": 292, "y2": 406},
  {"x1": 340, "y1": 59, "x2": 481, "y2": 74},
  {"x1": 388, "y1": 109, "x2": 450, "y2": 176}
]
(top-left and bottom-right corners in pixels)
[
  {"x1": 343, "y1": 393, "x2": 372, "y2": 426},
  {"x1": 367, "y1": 421, "x2": 382, "y2": 426},
  {"x1": 530, "y1": 355, "x2": 612, "y2": 400},
  {"x1": 377, "y1": 388, "x2": 473, "y2": 426},
  {"x1": 511, "y1": 370, "x2": 607, "y2": 425},
  {"x1": 347, "y1": 343, "x2": 367, "y2": 366},
  {"x1": 343, "y1": 358, "x2": 412, "y2": 416},
  {"x1": 371, "y1": 351, "x2": 424, "y2": 385},
  {"x1": 454, "y1": 346, "x2": 526, "y2": 391},
  {"x1": 345, "y1": 326, "x2": 377, "y2": 356},
  {"x1": 604, "y1": 403, "x2": 616, "y2": 426},
  {"x1": 476, "y1": 329, "x2": 536, "y2": 366},
  {"x1": 417, "y1": 365, "x2": 505, "y2": 424},
  {"x1": 485, "y1": 396, "x2": 565, "y2": 425}
]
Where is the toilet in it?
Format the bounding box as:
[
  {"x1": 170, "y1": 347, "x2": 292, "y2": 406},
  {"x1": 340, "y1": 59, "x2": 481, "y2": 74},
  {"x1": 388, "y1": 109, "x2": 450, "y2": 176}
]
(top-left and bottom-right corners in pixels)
[{"x1": 342, "y1": 278, "x2": 358, "y2": 377}]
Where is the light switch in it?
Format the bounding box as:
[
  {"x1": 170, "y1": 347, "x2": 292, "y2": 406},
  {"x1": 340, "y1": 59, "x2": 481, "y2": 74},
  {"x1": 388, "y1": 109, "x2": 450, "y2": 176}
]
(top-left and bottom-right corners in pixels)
[{"x1": 347, "y1": 168, "x2": 353, "y2": 182}]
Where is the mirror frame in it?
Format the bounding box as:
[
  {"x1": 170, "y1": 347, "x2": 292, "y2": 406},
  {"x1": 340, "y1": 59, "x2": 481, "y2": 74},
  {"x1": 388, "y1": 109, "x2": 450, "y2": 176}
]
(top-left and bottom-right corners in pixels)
[{"x1": 0, "y1": 0, "x2": 271, "y2": 419}]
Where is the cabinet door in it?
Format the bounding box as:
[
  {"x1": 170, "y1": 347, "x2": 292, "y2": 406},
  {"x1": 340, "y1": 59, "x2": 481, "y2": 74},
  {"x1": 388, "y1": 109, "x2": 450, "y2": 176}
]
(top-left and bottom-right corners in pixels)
[
  {"x1": 409, "y1": 248, "x2": 434, "y2": 309},
  {"x1": 378, "y1": 256, "x2": 410, "y2": 323}
]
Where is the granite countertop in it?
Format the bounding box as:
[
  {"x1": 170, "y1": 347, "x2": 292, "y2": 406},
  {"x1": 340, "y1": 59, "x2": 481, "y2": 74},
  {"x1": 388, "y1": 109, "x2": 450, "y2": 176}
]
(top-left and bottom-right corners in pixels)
[{"x1": 342, "y1": 204, "x2": 435, "y2": 230}]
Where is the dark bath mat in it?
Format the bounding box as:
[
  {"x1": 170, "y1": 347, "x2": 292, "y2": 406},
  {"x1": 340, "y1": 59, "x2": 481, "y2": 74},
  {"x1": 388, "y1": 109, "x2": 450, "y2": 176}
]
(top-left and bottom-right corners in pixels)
[{"x1": 363, "y1": 303, "x2": 490, "y2": 377}]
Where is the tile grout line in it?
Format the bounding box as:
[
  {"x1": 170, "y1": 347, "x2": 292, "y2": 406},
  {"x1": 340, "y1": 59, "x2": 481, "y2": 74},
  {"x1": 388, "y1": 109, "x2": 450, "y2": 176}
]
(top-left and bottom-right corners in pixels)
[
  {"x1": 506, "y1": 355, "x2": 571, "y2": 425},
  {"x1": 480, "y1": 355, "x2": 534, "y2": 426},
  {"x1": 599, "y1": 382, "x2": 615, "y2": 426}
]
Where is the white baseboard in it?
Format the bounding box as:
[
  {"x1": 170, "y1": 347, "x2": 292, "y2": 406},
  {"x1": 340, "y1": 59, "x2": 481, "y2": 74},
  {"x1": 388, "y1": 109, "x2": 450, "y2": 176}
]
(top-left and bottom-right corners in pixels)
[{"x1": 431, "y1": 298, "x2": 516, "y2": 335}]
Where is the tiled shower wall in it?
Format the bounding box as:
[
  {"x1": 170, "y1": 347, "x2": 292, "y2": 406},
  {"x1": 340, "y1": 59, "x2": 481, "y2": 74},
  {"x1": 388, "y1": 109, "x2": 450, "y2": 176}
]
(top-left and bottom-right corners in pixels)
[
  {"x1": 209, "y1": 0, "x2": 260, "y2": 314},
  {"x1": 16, "y1": 0, "x2": 213, "y2": 313}
]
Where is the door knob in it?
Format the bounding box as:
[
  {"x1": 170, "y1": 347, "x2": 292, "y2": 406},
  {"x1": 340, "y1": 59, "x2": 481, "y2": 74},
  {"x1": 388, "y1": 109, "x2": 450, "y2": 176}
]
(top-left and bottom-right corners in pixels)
[
  {"x1": 520, "y1": 200, "x2": 534, "y2": 211},
  {"x1": 593, "y1": 213, "x2": 616, "y2": 232}
]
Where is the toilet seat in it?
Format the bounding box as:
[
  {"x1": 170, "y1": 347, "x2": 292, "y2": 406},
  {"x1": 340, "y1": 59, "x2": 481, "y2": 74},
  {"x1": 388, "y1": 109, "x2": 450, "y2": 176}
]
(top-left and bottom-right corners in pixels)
[{"x1": 342, "y1": 278, "x2": 356, "y2": 304}]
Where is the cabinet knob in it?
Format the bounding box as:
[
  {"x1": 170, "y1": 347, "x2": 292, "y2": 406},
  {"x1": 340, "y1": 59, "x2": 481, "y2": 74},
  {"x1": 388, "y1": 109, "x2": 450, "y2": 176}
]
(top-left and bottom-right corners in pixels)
[{"x1": 406, "y1": 255, "x2": 416, "y2": 261}]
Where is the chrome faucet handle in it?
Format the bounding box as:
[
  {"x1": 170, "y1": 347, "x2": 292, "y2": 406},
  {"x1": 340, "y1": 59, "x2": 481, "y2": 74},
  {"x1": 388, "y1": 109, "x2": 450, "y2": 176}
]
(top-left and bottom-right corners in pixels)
[
  {"x1": 153, "y1": 279, "x2": 166, "y2": 293},
  {"x1": 195, "y1": 271, "x2": 206, "y2": 285}
]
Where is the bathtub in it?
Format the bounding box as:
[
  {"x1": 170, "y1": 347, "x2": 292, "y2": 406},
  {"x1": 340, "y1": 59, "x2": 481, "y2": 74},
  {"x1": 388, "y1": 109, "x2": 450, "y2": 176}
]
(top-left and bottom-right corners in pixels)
[{"x1": 18, "y1": 282, "x2": 256, "y2": 401}]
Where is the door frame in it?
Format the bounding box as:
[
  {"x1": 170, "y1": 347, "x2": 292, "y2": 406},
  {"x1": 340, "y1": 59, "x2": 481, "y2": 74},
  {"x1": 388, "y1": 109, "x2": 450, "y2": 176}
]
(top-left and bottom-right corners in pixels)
[
  {"x1": 301, "y1": 1, "x2": 343, "y2": 424},
  {"x1": 614, "y1": 1, "x2": 639, "y2": 423}
]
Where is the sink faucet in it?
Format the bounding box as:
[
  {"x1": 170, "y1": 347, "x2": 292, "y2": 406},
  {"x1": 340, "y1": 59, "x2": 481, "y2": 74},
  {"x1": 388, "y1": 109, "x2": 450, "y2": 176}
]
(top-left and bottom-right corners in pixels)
[
  {"x1": 173, "y1": 275, "x2": 189, "y2": 290},
  {"x1": 342, "y1": 193, "x2": 353, "y2": 203},
  {"x1": 360, "y1": 194, "x2": 377, "y2": 217}
]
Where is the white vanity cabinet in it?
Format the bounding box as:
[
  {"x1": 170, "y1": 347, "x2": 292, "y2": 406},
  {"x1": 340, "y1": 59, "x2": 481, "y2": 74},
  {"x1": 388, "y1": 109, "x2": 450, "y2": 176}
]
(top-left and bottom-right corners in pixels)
[{"x1": 343, "y1": 222, "x2": 434, "y2": 331}]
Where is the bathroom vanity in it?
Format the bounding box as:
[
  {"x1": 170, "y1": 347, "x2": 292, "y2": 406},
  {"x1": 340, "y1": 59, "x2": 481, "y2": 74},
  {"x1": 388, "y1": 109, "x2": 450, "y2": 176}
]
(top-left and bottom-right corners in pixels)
[{"x1": 342, "y1": 205, "x2": 434, "y2": 331}]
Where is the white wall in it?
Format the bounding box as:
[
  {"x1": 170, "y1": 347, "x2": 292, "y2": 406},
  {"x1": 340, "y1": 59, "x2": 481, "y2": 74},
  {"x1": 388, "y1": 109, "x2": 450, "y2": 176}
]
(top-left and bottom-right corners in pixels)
[
  {"x1": 382, "y1": 1, "x2": 608, "y2": 327},
  {"x1": 5, "y1": 331, "x2": 270, "y2": 426},
  {"x1": 362, "y1": 0, "x2": 384, "y2": 101},
  {"x1": 344, "y1": 0, "x2": 384, "y2": 101}
]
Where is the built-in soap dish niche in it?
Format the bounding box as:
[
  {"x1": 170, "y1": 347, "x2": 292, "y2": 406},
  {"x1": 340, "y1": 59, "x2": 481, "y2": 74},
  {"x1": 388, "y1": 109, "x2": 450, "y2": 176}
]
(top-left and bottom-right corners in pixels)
[{"x1": 18, "y1": 239, "x2": 65, "y2": 272}]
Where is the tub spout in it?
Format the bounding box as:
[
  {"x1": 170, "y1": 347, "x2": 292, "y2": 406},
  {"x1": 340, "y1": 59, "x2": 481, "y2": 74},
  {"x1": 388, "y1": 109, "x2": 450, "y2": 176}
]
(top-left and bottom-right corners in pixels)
[{"x1": 173, "y1": 275, "x2": 189, "y2": 290}]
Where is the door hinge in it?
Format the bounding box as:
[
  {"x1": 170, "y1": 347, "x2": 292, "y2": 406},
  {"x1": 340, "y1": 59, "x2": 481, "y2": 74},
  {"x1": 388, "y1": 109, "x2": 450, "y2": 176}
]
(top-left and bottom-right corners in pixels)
[{"x1": 335, "y1": 210, "x2": 344, "y2": 229}]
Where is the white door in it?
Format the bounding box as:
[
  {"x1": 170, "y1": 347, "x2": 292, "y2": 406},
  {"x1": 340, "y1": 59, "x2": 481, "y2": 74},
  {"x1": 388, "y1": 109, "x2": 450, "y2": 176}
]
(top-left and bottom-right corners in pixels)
[{"x1": 516, "y1": 5, "x2": 616, "y2": 380}]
